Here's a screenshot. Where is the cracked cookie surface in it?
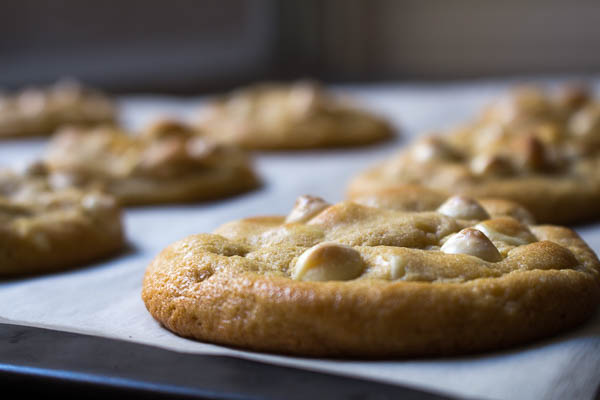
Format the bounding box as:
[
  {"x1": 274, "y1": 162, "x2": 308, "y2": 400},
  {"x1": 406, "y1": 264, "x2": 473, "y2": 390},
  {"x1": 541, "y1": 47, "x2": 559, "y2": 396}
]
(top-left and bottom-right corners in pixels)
[
  {"x1": 0, "y1": 168, "x2": 124, "y2": 275},
  {"x1": 196, "y1": 81, "x2": 393, "y2": 149},
  {"x1": 0, "y1": 80, "x2": 115, "y2": 138},
  {"x1": 349, "y1": 85, "x2": 600, "y2": 223},
  {"x1": 142, "y1": 195, "x2": 600, "y2": 356},
  {"x1": 41, "y1": 120, "x2": 260, "y2": 205}
]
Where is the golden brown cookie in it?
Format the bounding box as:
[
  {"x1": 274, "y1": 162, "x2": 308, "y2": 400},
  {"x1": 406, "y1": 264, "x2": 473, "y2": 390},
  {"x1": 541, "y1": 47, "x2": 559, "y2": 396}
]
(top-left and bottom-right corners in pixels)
[
  {"x1": 349, "y1": 184, "x2": 536, "y2": 224},
  {"x1": 41, "y1": 119, "x2": 260, "y2": 205},
  {"x1": 142, "y1": 195, "x2": 600, "y2": 357},
  {"x1": 0, "y1": 167, "x2": 124, "y2": 276},
  {"x1": 0, "y1": 79, "x2": 115, "y2": 138},
  {"x1": 196, "y1": 81, "x2": 393, "y2": 149},
  {"x1": 348, "y1": 85, "x2": 600, "y2": 224}
]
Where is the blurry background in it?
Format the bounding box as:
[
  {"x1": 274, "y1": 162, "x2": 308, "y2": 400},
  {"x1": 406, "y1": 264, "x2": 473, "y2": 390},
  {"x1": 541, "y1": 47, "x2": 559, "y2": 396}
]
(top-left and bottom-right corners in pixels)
[{"x1": 2, "y1": 0, "x2": 600, "y2": 93}]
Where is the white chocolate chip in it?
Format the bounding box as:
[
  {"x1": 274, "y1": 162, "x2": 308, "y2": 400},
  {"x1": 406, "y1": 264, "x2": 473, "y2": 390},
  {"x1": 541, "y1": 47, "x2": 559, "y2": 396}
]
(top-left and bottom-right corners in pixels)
[
  {"x1": 227, "y1": 95, "x2": 254, "y2": 118},
  {"x1": 288, "y1": 82, "x2": 319, "y2": 118},
  {"x1": 292, "y1": 242, "x2": 364, "y2": 281},
  {"x1": 474, "y1": 220, "x2": 535, "y2": 246},
  {"x1": 285, "y1": 195, "x2": 330, "y2": 223},
  {"x1": 17, "y1": 89, "x2": 46, "y2": 116},
  {"x1": 387, "y1": 255, "x2": 406, "y2": 280},
  {"x1": 375, "y1": 254, "x2": 406, "y2": 280},
  {"x1": 569, "y1": 105, "x2": 600, "y2": 136},
  {"x1": 474, "y1": 123, "x2": 505, "y2": 148},
  {"x1": 186, "y1": 137, "x2": 218, "y2": 159},
  {"x1": 49, "y1": 172, "x2": 78, "y2": 189},
  {"x1": 412, "y1": 137, "x2": 457, "y2": 162},
  {"x1": 440, "y1": 228, "x2": 502, "y2": 262},
  {"x1": 82, "y1": 193, "x2": 116, "y2": 211},
  {"x1": 491, "y1": 97, "x2": 518, "y2": 124},
  {"x1": 437, "y1": 196, "x2": 490, "y2": 220}
]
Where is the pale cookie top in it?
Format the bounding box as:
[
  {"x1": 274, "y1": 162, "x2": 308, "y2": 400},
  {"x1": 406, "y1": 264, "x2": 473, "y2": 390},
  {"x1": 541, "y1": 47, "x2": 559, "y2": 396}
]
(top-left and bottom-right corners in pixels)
[
  {"x1": 40, "y1": 119, "x2": 258, "y2": 204},
  {"x1": 186, "y1": 195, "x2": 598, "y2": 284},
  {"x1": 349, "y1": 184, "x2": 536, "y2": 225},
  {"x1": 349, "y1": 85, "x2": 600, "y2": 223},
  {"x1": 196, "y1": 81, "x2": 393, "y2": 149},
  {"x1": 0, "y1": 80, "x2": 115, "y2": 138},
  {"x1": 0, "y1": 164, "x2": 119, "y2": 230},
  {"x1": 0, "y1": 167, "x2": 122, "y2": 250}
]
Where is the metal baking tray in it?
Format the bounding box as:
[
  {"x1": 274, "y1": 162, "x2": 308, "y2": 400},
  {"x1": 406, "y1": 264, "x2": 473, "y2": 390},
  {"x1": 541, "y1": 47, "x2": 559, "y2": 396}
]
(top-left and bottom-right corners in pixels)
[{"x1": 0, "y1": 322, "x2": 454, "y2": 399}]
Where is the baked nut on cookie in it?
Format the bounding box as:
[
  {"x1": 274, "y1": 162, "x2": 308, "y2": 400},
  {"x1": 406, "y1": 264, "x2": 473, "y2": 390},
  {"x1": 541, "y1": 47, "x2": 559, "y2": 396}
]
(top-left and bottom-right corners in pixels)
[
  {"x1": 0, "y1": 79, "x2": 115, "y2": 138},
  {"x1": 0, "y1": 167, "x2": 124, "y2": 276},
  {"x1": 348, "y1": 85, "x2": 600, "y2": 224},
  {"x1": 142, "y1": 195, "x2": 600, "y2": 357},
  {"x1": 41, "y1": 120, "x2": 260, "y2": 205},
  {"x1": 195, "y1": 81, "x2": 393, "y2": 149}
]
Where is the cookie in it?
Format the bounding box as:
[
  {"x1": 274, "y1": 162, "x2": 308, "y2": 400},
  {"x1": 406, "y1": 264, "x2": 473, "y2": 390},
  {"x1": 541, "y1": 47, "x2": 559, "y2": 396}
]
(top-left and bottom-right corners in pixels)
[
  {"x1": 0, "y1": 79, "x2": 115, "y2": 138},
  {"x1": 348, "y1": 85, "x2": 600, "y2": 224},
  {"x1": 196, "y1": 81, "x2": 393, "y2": 149},
  {"x1": 349, "y1": 184, "x2": 536, "y2": 224},
  {"x1": 41, "y1": 119, "x2": 260, "y2": 205},
  {"x1": 0, "y1": 166, "x2": 124, "y2": 276},
  {"x1": 142, "y1": 195, "x2": 600, "y2": 357}
]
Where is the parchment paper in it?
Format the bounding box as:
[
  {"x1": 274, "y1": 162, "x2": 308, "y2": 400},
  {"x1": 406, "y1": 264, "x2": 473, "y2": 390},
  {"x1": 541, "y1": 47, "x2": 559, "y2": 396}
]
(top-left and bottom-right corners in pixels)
[{"x1": 1, "y1": 79, "x2": 600, "y2": 400}]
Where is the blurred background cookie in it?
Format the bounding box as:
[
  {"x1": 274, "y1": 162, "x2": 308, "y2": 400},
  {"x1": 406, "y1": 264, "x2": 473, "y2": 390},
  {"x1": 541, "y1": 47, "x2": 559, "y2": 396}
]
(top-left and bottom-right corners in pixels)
[
  {"x1": 348, "y1": 185, "x2": 536, "y2": 224},
  {"x1": 349, "y1": 85, "x2": 600, "y2": 224},
  {"x1": 0, "y1": 79, "x2": 115, "y2": 138},
  {"x1": 40, "y1": 120, "x2": 260, "y2": 205},
  {"x1": 0, "y1": 166, "x2": 124, "y2": 276},
  {"x1": 195, "y1": 81, "x2": 393, "y2": 150}
]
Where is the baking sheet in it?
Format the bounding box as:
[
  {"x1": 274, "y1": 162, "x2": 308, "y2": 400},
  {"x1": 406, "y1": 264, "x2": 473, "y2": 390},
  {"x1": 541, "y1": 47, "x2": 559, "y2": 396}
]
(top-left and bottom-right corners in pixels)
[{"x1": 1, "y1": 79, "x2": 600, "y2": 400}]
